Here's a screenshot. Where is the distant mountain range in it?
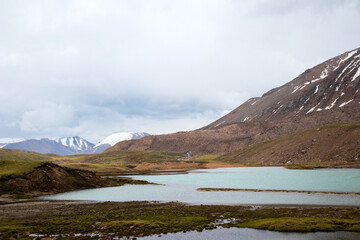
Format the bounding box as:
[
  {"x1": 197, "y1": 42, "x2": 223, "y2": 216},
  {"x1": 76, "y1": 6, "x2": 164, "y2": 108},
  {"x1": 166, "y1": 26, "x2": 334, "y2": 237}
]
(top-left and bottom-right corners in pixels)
[
  {"x1": 107, "y1": 48, "x2": 360, "y2": 156},
  {"x1": 0, "y1": 132, "x2": 150, "y2": 155}
]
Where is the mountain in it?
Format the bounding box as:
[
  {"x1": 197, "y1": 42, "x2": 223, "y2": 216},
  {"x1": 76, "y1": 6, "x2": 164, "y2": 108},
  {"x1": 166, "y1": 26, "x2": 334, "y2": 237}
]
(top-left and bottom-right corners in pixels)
[
  {"x1": 54, "y1": 136, "x2": 94, "y2": 152},
  {"x1": 107, "y1": 48, "x2": 360, "y2": 155},
  {"x1": 5, "y1": 139, "x2": 77, "y2": 155},
  {"x1": 204, "y1": 48, "x2": 360, "y2": 129},
  {"x1": 1, "y1": 133, "x2": 150, "y2": 155},
  {"x1": 89, "y1": 132, "x2": 150, "y2": 154},
  {"x1": 0, "y1": 138, "x2": 25, "y2": 149},
  {"x1": 3, "y1": 136, "x2": 94, "y2": 156}
]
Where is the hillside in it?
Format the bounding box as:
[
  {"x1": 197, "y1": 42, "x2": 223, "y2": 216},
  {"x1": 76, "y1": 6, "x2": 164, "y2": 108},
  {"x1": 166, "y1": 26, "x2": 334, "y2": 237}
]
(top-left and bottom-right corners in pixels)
[
  {"x1": 0, "y1": 149, "x2": 51, "y2": 179},
  {"x1": 0, "y1": 149, "x2": 149, "y2": 198},
  {"x1": 217, "y1": 122, "x2": 360, "y2": 168},
  {"x1": 52, "y1": 150, "x2": 194, "y2": 174},
  {"x1": 107, "y1": 48, "x2": 360, "y2": 155}
]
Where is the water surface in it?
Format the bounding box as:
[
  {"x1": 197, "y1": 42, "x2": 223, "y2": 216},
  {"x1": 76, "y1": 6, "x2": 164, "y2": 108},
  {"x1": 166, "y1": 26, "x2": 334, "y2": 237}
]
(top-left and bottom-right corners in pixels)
[
  {"x1": 43, "y1": 167, "x2": 360, "y2": 206},
  {"x1": 138, "y1": 228, "x2": 360, "y2": 240}
]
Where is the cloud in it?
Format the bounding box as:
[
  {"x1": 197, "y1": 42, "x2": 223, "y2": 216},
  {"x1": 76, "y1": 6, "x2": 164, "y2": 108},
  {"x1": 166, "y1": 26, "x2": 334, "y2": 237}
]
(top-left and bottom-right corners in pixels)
[
  {"x1": 19, "y1": 104, "x2": 78, "y2": 132},
  {"x1": 253, "y1": 0, "x2": 359, "y2": 15},
  {"x1": 0, "y1": 0, "x2": 359, "y2": 141}
]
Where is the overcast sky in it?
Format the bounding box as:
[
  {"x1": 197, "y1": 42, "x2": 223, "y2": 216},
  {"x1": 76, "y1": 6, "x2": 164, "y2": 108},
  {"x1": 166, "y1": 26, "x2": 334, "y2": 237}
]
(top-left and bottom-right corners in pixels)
[{"x1": 1, "y1": 0, "x2": 360, "y2": 143}]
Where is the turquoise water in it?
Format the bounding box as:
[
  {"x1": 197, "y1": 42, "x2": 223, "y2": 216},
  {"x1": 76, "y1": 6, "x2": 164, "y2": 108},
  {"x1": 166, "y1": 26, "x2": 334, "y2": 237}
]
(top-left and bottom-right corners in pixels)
[{"x1": 43, "y1": 167, "x2": 360, "y2": 206}]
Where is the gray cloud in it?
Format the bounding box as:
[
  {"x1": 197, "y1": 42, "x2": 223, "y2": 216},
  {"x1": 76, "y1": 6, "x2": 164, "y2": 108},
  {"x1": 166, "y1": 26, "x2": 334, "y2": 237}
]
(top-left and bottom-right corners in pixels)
[{"x1": 0, "y1": 0, "x2": 359, "y2": 143}]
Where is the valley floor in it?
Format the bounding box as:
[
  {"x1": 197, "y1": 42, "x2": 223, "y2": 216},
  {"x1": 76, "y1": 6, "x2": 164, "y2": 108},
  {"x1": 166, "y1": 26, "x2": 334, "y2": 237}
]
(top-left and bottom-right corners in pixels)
[{"x1": 1, "y1": 200, "x2": 360, "y2": 239}]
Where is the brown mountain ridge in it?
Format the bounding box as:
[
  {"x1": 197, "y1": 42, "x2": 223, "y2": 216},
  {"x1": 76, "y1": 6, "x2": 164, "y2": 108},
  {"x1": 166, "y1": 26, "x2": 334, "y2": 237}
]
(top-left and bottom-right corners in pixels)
[{"x1": 107, "y1": 48, "x2": 360, "y2": 156}]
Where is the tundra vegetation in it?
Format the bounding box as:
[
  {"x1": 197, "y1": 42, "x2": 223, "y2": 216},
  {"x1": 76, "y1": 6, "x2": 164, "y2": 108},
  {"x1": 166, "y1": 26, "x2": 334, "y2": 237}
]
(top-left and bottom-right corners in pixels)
[{"x1": 1, "y1": 201, "x2": 360, "y2": 239}]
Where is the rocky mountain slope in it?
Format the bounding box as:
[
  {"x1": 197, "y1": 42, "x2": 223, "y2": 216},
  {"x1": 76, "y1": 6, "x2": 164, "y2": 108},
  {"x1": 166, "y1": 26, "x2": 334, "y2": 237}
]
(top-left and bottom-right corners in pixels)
[
  {"x1": 108, "y1": 48, "x2": 360, "y2": 155},
  {"x1": 217, "y1": 122, "x2": 360, "y2": 168},
  {"x1": 204, "y1": 48, "x2": 360, "y2": 128}
]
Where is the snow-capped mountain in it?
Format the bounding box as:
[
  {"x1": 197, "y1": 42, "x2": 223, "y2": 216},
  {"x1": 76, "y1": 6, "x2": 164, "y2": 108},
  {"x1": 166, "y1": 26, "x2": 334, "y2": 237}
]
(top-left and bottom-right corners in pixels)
[
  {"x1": 54, "y1": 136, "x2": 94, "y2": 152},
  {"x1": 88, "y1": 132, "x2": 150, "y2": 154},
  {"x1": 2, "y1": 136, "x2": 94, "y2": 156},
  {"x1": 95, "y1": 132, "x2": 150, "y2": 148},
  {"x1": 4, "y1": 138, "x2": 78, "y2": 155}
]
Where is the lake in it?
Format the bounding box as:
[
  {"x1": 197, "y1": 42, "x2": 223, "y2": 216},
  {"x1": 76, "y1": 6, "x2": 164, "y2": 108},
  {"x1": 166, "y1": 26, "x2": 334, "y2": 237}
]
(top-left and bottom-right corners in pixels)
[
  {"x1": 137, "y1": 228, "x2": 360, "y2": 240},
  {"x1": 43, "y1": 167, "x2": 360, "y2": 206}
]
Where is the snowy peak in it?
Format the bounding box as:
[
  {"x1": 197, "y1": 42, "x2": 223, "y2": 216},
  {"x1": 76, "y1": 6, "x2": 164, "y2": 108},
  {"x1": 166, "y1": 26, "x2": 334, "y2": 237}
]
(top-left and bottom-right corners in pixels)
[
  {"x1": 54, "y1": 136, "x2": 94, "y2": 152},
  {"x1": 95, "y1": 132, "x2": 150, "y2": 148},
  {"x1": 205, "y1": 47, "x2": 360, "y2": 129}
]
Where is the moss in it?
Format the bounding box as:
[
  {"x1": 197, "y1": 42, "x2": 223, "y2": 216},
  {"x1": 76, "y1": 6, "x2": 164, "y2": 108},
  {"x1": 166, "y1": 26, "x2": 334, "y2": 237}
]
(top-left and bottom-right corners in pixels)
[
  {"x1": 14, "y1": 193, "x2": 34, "y2": 199},
  {"x1": 237, "y1": 217, "x2": 360, "y2": 232}
]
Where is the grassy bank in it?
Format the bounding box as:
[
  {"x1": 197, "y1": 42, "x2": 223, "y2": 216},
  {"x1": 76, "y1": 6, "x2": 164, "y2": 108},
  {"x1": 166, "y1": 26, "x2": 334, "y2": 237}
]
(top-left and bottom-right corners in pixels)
[
  {"x1": 0, "y1": 201, "x2": 360, "y2": 239},
  {"x1": 0, "y1": 149, "x2": 49, "y2": 180},
  {"x1": 0, "y1": 149, "x2": 153, "y2": 198}
]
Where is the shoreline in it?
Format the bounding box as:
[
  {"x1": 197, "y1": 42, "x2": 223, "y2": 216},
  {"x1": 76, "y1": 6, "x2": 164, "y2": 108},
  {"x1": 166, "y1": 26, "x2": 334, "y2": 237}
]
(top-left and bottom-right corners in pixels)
[
  {"x1": 2, "y1": 198, "x2": 360, "y2": 208},
  {"x1": 197, "y1": 187, "x2": 360, "y2": 196}
]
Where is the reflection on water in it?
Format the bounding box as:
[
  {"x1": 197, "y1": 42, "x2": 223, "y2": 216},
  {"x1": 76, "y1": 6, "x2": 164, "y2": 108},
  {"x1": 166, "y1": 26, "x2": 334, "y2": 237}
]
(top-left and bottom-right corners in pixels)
[
  {"x1": 138, "y1": 228, "x2": 360, "y2": 240},
  {"x1": 43, "y1": 167, "x2": 360, "y2": 206}
]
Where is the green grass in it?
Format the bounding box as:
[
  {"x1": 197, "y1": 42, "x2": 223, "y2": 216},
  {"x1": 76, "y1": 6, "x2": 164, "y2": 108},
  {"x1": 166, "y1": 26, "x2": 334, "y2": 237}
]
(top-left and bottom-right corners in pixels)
[
  {"x1": 52, "y1": 150, "x2": 185, "y2": 174},
  {"x1": 0, "y1": 149, "x2": 49, "y2": 180},
  {"x1": 190, "y1": 154, "x2": 221, "y2": 163},
  {"x1": 238, "y1": 217, "x2": 360, "y2": 232}
]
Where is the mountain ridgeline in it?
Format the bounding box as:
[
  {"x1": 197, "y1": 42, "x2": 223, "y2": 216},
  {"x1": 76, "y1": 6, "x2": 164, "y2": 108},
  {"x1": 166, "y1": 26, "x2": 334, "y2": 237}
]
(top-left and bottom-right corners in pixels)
[
  {"x1": 1, "y1": 133, "x2": 150, "y2": 156},
  {"x1": 107, "y1": 48, "x2": 360, "y2": 156}
]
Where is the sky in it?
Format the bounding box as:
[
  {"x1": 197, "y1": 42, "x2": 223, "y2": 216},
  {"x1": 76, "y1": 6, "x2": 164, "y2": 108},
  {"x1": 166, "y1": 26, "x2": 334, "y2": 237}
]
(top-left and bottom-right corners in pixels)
[{"x1": 1, "y1": 0, "x2": 360, "y2": 143}]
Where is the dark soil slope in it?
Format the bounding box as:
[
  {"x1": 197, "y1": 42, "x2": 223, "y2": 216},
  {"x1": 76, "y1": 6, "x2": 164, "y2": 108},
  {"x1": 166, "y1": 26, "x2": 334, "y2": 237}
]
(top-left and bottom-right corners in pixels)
[
  {"x1": 0, "y1": 163, "x2": 120, "y2": 197},
  {"x1": 217, "y1": 122, "x2": 360, "y2": 168}
]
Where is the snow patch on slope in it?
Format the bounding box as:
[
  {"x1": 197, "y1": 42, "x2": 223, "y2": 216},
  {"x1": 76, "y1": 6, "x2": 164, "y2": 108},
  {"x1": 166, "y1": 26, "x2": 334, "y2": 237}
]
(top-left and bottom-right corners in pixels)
[
  {"x1": 339, "y1": 99, "x2": 354, "y2": 108},
  {"x1": 333, "y1": 50, "x2": 358, "y2": 71},
  {"x1": 352, "y1": 66, "x2": 360, "y2": 82},
  {"x1": 95, "y1": 132, "x2": 150, "y2": 147}
]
